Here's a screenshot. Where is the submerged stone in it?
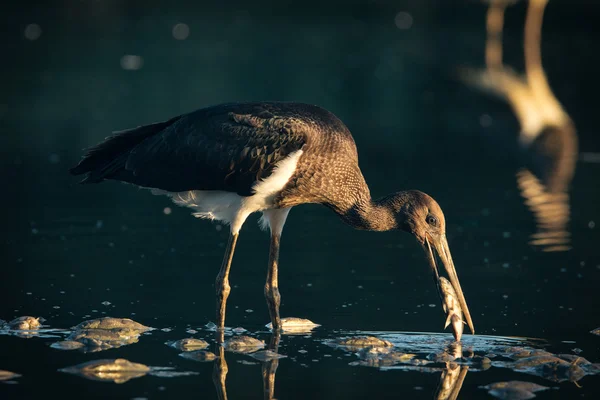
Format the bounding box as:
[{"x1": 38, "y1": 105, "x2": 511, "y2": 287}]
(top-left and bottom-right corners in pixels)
[
  {"x1": 179, "y1": 350, "x2": 217, "y2": 362},
  {"x1": 265, "y1": 318, "x2": 320, "y2": 333},
  {"x1": 514, "y1": 355, "x2": 568, "y2": 369},
  {"x1": 248, "y1": 350, "x2": 288, "y2": 362},
  {"x1": 167, "y1": 338, "x2": 209, "y2": 351},
  {"x1": 72, "y1": 317, "x2": 152, "y2": 332},
  {"x1": 487, "y1": 387, "x2": 536, "y2": 400},
  {"x1": 0, "y1": 370, "x2": 21, "y2": 381},
  {"x1": 7, "y1": 316, "x2": 41, "y2": 330},
  {"x1": 50, "y1": 340, "x2": 85, "y2": 350},
  {"x1": 223, "y1": 336, "x2": 265, "y2": 353},
  {"x1": 356, "y1": 347, "x2": 416, "y2": 367},
  {"x1": 334, "y1": 336, "x2": 394, "y2": 351},
  {"x1": 508, "y1": 349, "x2": 553, "y2": 360},
  {"x1": 66, "y1": 328, "x2": 140, "y2": 352},
  {"x1": 59, "y1": 358, "x2": 150, "y2": 384},
  {"x1": 531, "y1": 361, "x2": 585, "y2": 383},
  {"x1": 482, "y1": 381, "x2": 549, "y2": 393},
  {"x1": 427, "y1": 351, "x2": 455, "y2": 362},
  {"x1": 557, "y1": 354, "x2": 591, "y2": 364}
]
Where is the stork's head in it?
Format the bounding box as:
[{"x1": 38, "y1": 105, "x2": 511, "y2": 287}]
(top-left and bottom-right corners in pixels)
[{"x1": 384, "y1": 190, "x2": 475, "y2": 335}]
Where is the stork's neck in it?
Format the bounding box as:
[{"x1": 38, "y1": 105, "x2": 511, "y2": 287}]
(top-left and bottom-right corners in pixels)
[{"x1": 335, "y1": 192, "x2": 399, "y2": 232}]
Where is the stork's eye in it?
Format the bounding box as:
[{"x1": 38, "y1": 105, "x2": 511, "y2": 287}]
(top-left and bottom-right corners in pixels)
[{"x1": 427, "y1": 215, "x2": 438, "y2": 227}]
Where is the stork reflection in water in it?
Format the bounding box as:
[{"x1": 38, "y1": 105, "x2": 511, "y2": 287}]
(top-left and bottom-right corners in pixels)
[
  {"x1": 71, "y1": 101, "x2": 474, "y2": 338},
  {"x1": 461, "y1": 0, "x2": 578, "y2": 251}
]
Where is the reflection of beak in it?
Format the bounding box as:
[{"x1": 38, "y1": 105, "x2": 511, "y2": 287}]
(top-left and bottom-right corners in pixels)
[{"x1": 423, "y1": 234, "x2": 475, "y2": 335}]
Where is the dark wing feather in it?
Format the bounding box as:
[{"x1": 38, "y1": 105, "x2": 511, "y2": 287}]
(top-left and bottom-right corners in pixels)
[{"x1": 71, "y1": 103, "x2": 308, "y2": 196}]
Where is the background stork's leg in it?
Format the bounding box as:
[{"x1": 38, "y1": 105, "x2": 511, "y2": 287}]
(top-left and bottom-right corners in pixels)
[
  {"x1": 265, "y1": 233, "x2": 282, "y2": 331},
  {"x1": 216, "y1": 233, "x2": 239, "y2": 333}
]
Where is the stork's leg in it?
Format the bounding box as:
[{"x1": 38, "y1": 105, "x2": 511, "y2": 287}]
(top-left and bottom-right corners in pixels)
[
  {"x1": 216, "y1": 233, "x2": 239, "y2": 333},
  {"x1": 265, "y1": 233, "x2": 282, "y2": 331},
  {"x1": 261, "y1": 208, "x2": 291, "y2": 332}
]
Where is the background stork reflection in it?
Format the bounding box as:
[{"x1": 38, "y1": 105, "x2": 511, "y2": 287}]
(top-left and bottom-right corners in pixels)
[{"x1": 461, "y1": 0, "x2": 578, "y2": 252}]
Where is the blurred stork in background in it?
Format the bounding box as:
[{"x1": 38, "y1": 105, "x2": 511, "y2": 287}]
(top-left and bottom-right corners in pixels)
[{"x1": 461, "y1": 0, "x2": 578, "y2": 252}]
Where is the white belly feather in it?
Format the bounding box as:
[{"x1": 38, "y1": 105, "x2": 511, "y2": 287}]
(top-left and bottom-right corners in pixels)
[{"x1": 153, "y1": 150, "x2": 303, "y2": 234}]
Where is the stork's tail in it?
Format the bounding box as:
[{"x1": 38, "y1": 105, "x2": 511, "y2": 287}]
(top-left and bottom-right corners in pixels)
[{"x1": 70, "y1": 116, "x2": 180, "y2": 183}]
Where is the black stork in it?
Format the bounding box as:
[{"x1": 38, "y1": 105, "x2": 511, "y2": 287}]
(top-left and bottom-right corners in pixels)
[{"x1": 71, "y1": 101, "x2": 475, "y2": 336}]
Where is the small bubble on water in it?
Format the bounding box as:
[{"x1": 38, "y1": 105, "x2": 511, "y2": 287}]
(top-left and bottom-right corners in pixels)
[
  {"x1": 245, "y1": 309, "x2": 253, "y2": 313},
  {"x1": 26, "y1": 292, "x2": 32, "y2": 295},
  {"x1": 306, "y1": 283, "x2": 313, "y2": 287},
  {"x1": 120, "y1": 54, "x2": 144, "y2": 70},
  {"x1": 502, "y1": 295, "x2": 509, "y2": 299},
  {"x1": 172, "y1": 23, "x2": 190, "y2": 40},
  {"x1": 95, "y1": 220, "x2": 103, "y2": 229},
  {"x1": 479, "y1": 114, "x2": 493, "y2": 127},
  {"x1": 572, "y1": 348, "x2": 583, "y2": 354},
  {"x1": 161, "y1": 328, "x2": 172, "y2": 332},
  {"x1": 357, "y1": 285, "x2": 363, "y2": 289},
  {"x1": 428, "y1": 304, "x2": 436, "y2": 308},
  {"x1": 163, "y1": 207, "x2": 172, "y2": 215},
  {"x1": 101, "y1": 301, "x2": 111, "y2": 306},
  {"x1": 560, "y1": 268, "x2": 567, "y2": 273},
  {"x1": 502, "y1": 263, "x2": 510, "y2": 268},
  {"x1": 24, "y1": 23, "x2": 42, "y2": 40},
  {"x1": 394, "y1": 12, "x2": 413, "y2": 30},
  {"x1": 298, "y1": 349, "x2": 308, "y2": 354},
  {"x1": 215, "y1": 224, "x2": 222, "y2": 231},
  {"x1": 186, "y1": 329, "x2": 198, "y2": 334},
  {"x1": 108, "y1": 242, "x2": 115, "y2": 248},
  {"x1": 31, "y1": 228, "x2": 39, "y2": 234},
  {"x1": 60, "y1": 291, "x2": 65, "y2": 294},
  {"x1": 589, "y1": 221, "x2": 596, "y2": 229},
  {"x1": 502, "y1": 232, "x2": 511, "y2": 238},
  {"x1": 414, "y1": 386, "x2": 424, "y2": 391}
]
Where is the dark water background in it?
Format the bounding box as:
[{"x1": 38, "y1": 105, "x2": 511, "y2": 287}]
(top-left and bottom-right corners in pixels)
[{"x1": 2, "y1": 0, "x2": 600, "y2": 398}]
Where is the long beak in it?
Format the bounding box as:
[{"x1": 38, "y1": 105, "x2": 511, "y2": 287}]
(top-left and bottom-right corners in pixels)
[{"x1": 424, "y1": 235, "x2": 475, "y2": 335}]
